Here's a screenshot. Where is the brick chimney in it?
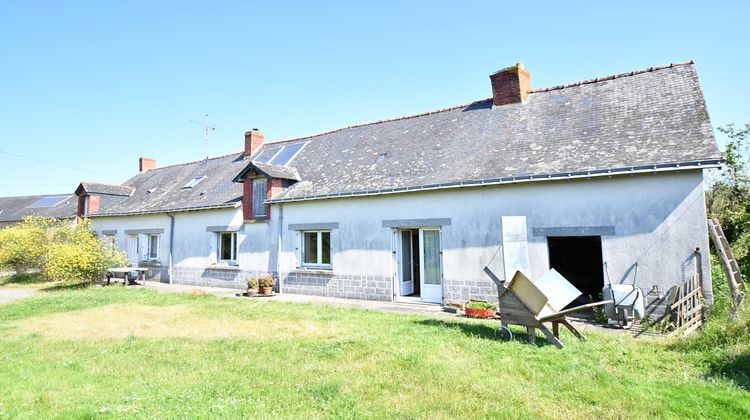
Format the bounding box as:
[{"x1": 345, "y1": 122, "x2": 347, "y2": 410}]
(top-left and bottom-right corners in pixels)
[
  {"x1": 139, "y1": 157, "x2": 157, "y2": 173},
  {"x1": 244, "y1": 129, "x2": 265, "y2": 158},
  {"x1": 490, "y1": 63, "x2": 533, "y2": 106}
]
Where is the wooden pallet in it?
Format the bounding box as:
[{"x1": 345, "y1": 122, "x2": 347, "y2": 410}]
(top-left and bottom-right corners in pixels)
[
  {"x1": 707, "y1": 218, "x2": 746, "y2": 320},
  {"x1": 670, "y1": 275, "x2": 704, "y2": 335}
]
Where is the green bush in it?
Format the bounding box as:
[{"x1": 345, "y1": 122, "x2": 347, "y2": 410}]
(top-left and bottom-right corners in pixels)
[
  {"x1": 246, "y1": 278, "x2": 259, "y2": 288},
  {"x1": 0, "y1": 217, "x2": 127, "y2": 284},
  {"x1": 465, "y1": 301, "x2": 496, "y2": 310}
]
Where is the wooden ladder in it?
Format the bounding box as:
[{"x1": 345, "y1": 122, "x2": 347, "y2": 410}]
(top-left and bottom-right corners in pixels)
[{"x1": 707, "y1": 218, "x2": 746, "y2": 319}]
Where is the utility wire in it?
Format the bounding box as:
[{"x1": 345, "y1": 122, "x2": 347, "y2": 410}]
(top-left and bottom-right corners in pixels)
[{"x1": 0, "y1": 149, "x2": 125, "y2": 178}]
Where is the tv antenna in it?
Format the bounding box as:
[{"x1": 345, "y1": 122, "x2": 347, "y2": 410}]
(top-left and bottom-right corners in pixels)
[{"x1": 190, "y1": 114, "x2": 216, "y2": 159}]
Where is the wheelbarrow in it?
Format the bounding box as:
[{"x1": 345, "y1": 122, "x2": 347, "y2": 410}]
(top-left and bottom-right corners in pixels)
[{"x1": 484, "y1": 267, "x2": 611, "y2": 349}]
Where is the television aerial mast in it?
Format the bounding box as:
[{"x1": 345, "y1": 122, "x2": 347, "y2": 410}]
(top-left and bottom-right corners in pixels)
[{"x1": 190, "y1": 114, "x2": 216, "y2": 159}]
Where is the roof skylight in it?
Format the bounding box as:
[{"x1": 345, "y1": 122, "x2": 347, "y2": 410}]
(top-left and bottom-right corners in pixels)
[
  {"x1": 27, "y1": 196, "x2": 69, "y2": 208},
  {"x1": 253, "y1": 142, "x2": 307, "y2": 166},
  {"x1": 181, "y1": 176, "x2": 206, "y2": 189}
]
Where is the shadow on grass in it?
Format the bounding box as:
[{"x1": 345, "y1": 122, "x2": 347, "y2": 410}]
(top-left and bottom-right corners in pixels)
[
  {"x1": 413, "y1": 318, "x2": 555, "y2": 348},
  {"x1": 0, "y1": 273, "x2": 46, "y2": 286},
  {"x1": 41, "y1": 282, "x2": 92, "y2": 292},
  {"x1": 709, "y1": 351, "x2": 750, "y2": 391}
]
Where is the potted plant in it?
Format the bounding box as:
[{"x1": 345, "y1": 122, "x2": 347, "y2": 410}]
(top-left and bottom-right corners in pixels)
[
  {"x1": 246, "y1": 277, "x2": 259, "y2": 296},
  {"x1": 444, "y1": 301, "x2": 464, "y2": 314},
  {"x1": 258, "y1": 273, "x2": 276, "y2": 295},
  {"x1": 464, "y1": 301, "x2": 496, "y2": 318}
]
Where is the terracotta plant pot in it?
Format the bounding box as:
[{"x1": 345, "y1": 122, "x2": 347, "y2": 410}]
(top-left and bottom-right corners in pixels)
[
  {"x1": 247, "y1": 287, "x2": 259, "y2": 296},
  {"x1": 259, "y1": 286, "x2": 273, "y2": 295},
  {"x1": 465, "y1": 307, "x2": 495, "y2": 318}
]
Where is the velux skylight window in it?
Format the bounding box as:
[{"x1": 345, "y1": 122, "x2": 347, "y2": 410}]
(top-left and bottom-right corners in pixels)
[
  {"x1": 253, "y1": 142, "x2": 306, "y2": 166},
  {"x1": 27, "y1": 196, "x2": 69, "y2": 208},
  {"x1": 181, "y1": 176, "x2": 206, "y2": 189}
]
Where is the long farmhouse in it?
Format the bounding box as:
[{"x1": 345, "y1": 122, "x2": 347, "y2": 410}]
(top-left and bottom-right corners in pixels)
[{"x1": 1, "y1": 62, "x2": 721, "y2": 317}]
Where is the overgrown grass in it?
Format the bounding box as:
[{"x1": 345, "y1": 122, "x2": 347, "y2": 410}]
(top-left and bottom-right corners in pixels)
[
  {"x1": 0, "y1": 286, "x2": 748, "y2": 418},
  {"x1": 669, "y1": 255, "x2": 750, "y2": 390}
]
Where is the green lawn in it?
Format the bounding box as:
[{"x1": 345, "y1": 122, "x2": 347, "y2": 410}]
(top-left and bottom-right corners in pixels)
[{"x1": 0, "y1": 284, "x2": 748, "y2": 418}]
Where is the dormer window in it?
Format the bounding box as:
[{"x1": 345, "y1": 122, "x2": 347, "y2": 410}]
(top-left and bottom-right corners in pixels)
[{"x1": 182, "y1": 176, "x2": 206, "y2": 189}]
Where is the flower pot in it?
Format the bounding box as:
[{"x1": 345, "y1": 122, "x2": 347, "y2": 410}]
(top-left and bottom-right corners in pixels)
[
  {"x1": 247, "y1": 287, "x2": 259, "y2": 296},
  {"x1": 465, "y1": 307, "x2": 495, "y2": 318},
  {"x1": 259, "y1": 286, "x2": 273, "y2": 295}
]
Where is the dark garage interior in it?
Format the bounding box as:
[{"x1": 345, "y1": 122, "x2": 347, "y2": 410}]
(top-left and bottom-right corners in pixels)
[{"x1": 547, "y1": 236, "x2": 604, "y2": 304}]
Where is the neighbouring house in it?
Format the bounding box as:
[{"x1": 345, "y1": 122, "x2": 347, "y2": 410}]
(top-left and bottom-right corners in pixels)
[
  {"x1": 3, "y1": 61, "x2": 721, "y2": 318},
  {"x1": 0, "y1": 194, "x2": 77, "y2": 228}
]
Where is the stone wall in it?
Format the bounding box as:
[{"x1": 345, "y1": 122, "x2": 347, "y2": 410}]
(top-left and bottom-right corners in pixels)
[
  {"x1": 280, "y1": 271, "x2": 392, "y2": 301},
  {"x1": 443, "y1": 278, "x2": 497, "y2": 304},
  {"x1": 171, "y1": 266, "x2": 269, "y2": 290}
]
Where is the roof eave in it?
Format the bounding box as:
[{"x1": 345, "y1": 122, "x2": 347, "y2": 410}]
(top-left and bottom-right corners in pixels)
[
  {"x1": 87, "y1": 201, "x2": 241, "y2": 218},
  {"x1": 267, "y1": 159, "x2": 722, "y2": 204}
]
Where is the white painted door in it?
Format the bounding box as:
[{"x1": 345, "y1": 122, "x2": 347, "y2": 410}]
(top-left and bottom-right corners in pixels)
[
  {"x1": 399, "y1": 230, "x2": 415, "y2": 295},
  {"x1": 126, "y1": 235, "x2": 138, "y2": 266},
  {"x1": 419, "y1": 228, "x2": 442, "y2": 303}
]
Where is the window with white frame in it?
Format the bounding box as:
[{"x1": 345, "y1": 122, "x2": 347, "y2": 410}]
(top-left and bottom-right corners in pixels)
[
  {"x1": 104, "y1": 234, "x2": 117, "y2": 249},
  {"x1": 217, "y1": 232, "x2": 238, "y2": 263},
  {"x1": 252, "y1": 178, "x2": 268, "y2": 218},
  {"x1": 146, "y1": 234, "x2": 159, "y2": 260},
  {"x1": 301, "y1": 230, "x2": 331, "y2": 269}
]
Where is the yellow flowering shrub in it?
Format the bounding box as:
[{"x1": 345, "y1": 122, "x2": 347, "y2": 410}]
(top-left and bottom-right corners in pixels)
[
  {"x1": 0, "y1": 217, "x2": 127, "y2": 284},
  {"x1": 0, "y1": 217, "x2": 61, "y2": 274}
]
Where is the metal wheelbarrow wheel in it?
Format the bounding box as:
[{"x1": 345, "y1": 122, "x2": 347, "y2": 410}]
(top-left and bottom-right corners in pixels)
[{"x1": 494, "y1": 325, "x2": 513, "y2": 341}]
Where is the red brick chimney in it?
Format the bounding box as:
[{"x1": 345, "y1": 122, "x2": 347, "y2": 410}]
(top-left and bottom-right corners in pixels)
[
  {"x1": 139, "y1": 157, "x2": 157, "y2": 173},
  {"x1": 244, "y1": 129, "x2": 265, "y2": 159},
  {"x1": 490, "y1": 63, "x2": 533, "y2": 106}
]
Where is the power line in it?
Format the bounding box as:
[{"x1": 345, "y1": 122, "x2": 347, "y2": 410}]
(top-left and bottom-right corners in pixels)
[
  {"x1": 0, "y1": 149, "x2": 125, "y2": 178},
  {"x1": 0, "y1": 183, "x2": 75, "y2": 187}
]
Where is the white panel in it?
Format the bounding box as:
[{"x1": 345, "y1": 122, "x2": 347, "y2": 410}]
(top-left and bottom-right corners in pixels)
[
  {"x1": 534, "y1": 268, "x2": 581, "y2": 311},
  {"x1": 502, "y1": 216, "x2": 530, "y2": 280}
]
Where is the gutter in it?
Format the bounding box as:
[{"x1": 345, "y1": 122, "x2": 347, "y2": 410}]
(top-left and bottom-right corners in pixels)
[
  {"x1": 89, "y1": 202, "x2": 241, "y2": 218},
  {"x1": 267, "y1": 159, "x2": 722, "y2": 204},
  {"x1": 167, "y1": 213, "x2": 175, "y2": 284},
  {"x1": 277, "y1": 204, "x2": 284, "y2": 293}
]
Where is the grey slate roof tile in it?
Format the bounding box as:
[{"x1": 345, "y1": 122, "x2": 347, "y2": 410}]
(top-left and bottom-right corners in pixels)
[
  {"x1": 90, "y1": 153, "x2": 247, "y2": 216},
  {"x1": 59, "y1": 61, "x2": 719, "y2": 216},
  {"x1": 77, "y1": 182, "x2": 134, "y2": 197},
  {"x1": 267, "y1": 62, "x2": 719, "y2": 201},
  {"x1": 0, "y1": 194, "x2": 77, "y2": 223}
]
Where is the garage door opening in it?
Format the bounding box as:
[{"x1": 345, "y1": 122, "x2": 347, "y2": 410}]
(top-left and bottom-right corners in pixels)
[{"x1": 547, "y1": 236, "x2": 604, "y2": 305}]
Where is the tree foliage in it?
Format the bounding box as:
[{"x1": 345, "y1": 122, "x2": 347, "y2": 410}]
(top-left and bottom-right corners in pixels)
[
  {"x1": 706, "y1": 123, "x2": 750, "y2": 278},
  {"x1": 0, "y1": 217, "x2": 127, "y2": 284}
]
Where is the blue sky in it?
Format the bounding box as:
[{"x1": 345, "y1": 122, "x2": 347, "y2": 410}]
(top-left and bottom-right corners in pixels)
[{"x1": 0, "y1": 1, "x2": 748, "y2": 196}]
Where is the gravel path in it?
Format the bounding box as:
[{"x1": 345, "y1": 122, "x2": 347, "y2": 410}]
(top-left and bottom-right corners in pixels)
[{"x1": 0, "y1": 288, "x2": 37, "y2": 305}]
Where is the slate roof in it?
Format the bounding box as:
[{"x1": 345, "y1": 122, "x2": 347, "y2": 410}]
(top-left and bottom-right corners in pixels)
[
  {"x1": 89, "y1": 153, "x2": 246, "y2": 216},
  {"x1": 76, "y1": 182, "x2": 134, "y2": 197},
  {"x1": 262, "y1": 61, "x2": 719, "y2": 202},
  {"x1": 234, "y1": 162, "x2": 301, "y2": 182},
  {"x1": 0, "y1": 194, "x2": 77, "y2": 224},
  {"x1": 82, "y1": 60, "x2": 720, "y2": 216}
]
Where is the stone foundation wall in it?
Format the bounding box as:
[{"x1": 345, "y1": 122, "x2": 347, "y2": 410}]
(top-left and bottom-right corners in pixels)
[
  {"x1": 139, "y1": 261, "x2": 169, "y2": 283},
  {"x1": 443, "y1": 278, "x2": 497, "y2": 304},
  {"x1": 280, "y1": 271, "x2": 392, "y2": 301},
  {"x1": 171, "y1": 266, "x2": 270, "y2": 290}
]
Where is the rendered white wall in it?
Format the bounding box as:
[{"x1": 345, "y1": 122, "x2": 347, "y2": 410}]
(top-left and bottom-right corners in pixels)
[{"x1": 267, "y1": 170, "x2": 711, "y2": 302}]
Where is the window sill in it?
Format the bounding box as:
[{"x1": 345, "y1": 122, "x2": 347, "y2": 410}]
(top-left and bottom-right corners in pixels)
[
  {"x1": 292, "y1": 267, "x2": 334, "y2": 275},
  {"x1": 207, "y1": 264, "x2": 241, "y2": 271},
  {"x1": 244, "y1": 217, "x2": 269, "y2": 224}
]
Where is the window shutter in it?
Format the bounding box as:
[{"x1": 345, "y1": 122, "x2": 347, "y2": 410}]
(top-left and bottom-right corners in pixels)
[{"x1": 252, "y1": 178, "x2": 268, "y2": 217}]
